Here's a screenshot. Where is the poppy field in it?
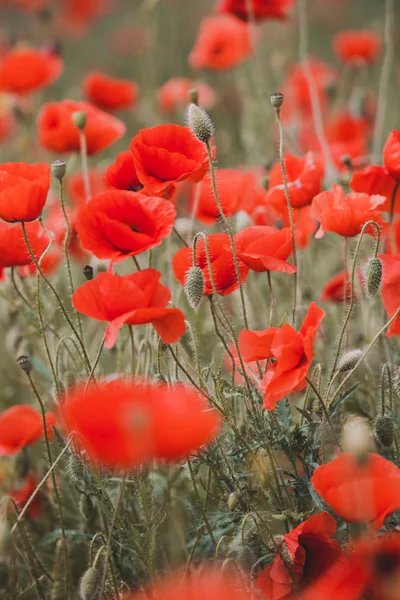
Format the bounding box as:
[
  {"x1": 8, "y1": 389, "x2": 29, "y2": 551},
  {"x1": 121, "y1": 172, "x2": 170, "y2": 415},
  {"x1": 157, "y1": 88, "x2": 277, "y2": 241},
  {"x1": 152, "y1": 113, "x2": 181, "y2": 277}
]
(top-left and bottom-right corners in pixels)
[{"x1": 0, "y1": 0, "x2": 400, "y2": 598}]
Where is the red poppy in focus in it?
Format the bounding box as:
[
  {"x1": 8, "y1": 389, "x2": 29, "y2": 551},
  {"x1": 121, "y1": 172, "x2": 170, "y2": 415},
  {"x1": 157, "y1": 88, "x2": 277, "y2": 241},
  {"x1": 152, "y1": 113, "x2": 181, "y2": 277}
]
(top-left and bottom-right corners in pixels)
[
  {"x1": 0, "y1": 162, "x2": 49, "y2": 223},
  {"x1": 234, "y1": 225, "x2": 298, "y2": 273},
  {"x1": 266, "y1": 153, "x2": 324, "y2": 210},
  {"x1": 312, "y1": 185, "x2": 387, "y2": 239},
  {"x1": 172, "y1": 233, "x2": 249, "y2": 297},
  {"x1": 216, "y1": 0, "x2": 293, "y2": 21},
  {"x1": 83, "y1": 72, "x2": 139, "y2": 112},
  {"x1": 0, "y1": 404, "x2": 56, "y2": 456},
  {"x1": 189, "y1": 15, "x2": 252, "y2": 70},
  {"x1": 37, "y1": 100, "x2": 126, "y2": 155},
  {"x1": 72, "y1": 268, "x2": 186, "y2": 348},
  {"x1": 75, "y1": 190, "x2": 175, "y2": 263},
  {"x1": 239, "y1": 302, "x2": 325, "y2": 410},
  {"x1": 350, "y1": 165, "x2": 400, "y2": 215},
  {"x1": 66, "y1": 168, "x2": 107, "y2": 208},
  {"x1": 0, "y1": 47, "x2": 62, "y2": 95},
  {"x1": 158, "y1": 78, "x2": 216, "y2": 113},
  {"x1": 130, "y1": 124, "x2": 211, "y2": 196},
  {"x1": 253, "y1": 201, "x2": 317, "y2": 249},
  {"x1": 379, "y1": 254, "x2": 400, "y2": 337},
  {"x1": 61, "y1": 378, "x2": 220, "y2": 470},
  {"x1": 312, "y1": 453, "x2": 400, "y2": 528},
  {"x1": 104, "y1": 151, "x2": 144, "y2": 192},
  {"x1": 333, "y1": 30, "x2": 381, "y2": 65},
  {"x1": 0, "y1": 221, "x2": 49, "y2": 268},
  {"x1": 383, "y1": 131, "x2": 400, "y2": 184},
  {"x1": 257, "y1": 512, "x2": 343, "y2": 600}
]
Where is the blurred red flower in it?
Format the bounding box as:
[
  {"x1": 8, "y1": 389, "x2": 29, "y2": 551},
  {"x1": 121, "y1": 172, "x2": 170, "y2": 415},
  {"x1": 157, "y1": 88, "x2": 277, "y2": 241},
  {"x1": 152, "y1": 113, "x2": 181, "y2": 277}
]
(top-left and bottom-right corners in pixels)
[
  {"x1": 379, "y1": 254, "x2": 400, "y2": 337},
  {"x1": 312, "y1": 453, "x2": 400, "y2": 528},
  {"x1": 312, "y1": 185, "x2": 387, "y2": 238},
  {"x1": 6, "y1": 475, "x2": 42, "y2": 519},
  {"x1": 83, "y1": 71, "x2": 139, "y2": 112},
  {"x1": 239, "y1": 302, "x2": 325, "y2": 410},
  {"x1": 46, "y1": 204, "x2": 88, "y2": 262},
  {"x1": 172, "y1": 233, "x2": 249, "y2": 297},
  {"x1": 383, "y1": 130, "x2": 400, "y2": 184},
  {"x1": 0, "y1": 404, "x2": 56, "y2": 456},
  {"x1": 257, "y1": 512, "x2": 343, "y2": 600},
  {"x1": 234, "y1": 225, "x2": 298, "y2": 273},
  {"x1": 158, "y1": 78, "x2": 216, "y2": 113},
  {"x1": 66, "y1": 168, "x2": 107, "y2": 208},
  {"x1": 18, "y1": 246, "x2": 61, "y2": 277},
  {"x1": 72, "y1": 268, "x2": 186, "y2": 348},
  {"x1": 62, "y1": 378, "x2": 220, "y2": 470},
  {"x1": 253, "y1": 202, "x2": 317, "y2": 249},
  {"x1": 216, "y1": 0, "x2": 293, "y2": 21},
  {"x1": 189, "y1": 15, "x2": 252, "y2": 70},
  {"x1": 0, "y1": 162, "x2": 49, "y2": 223},
  {"x1": 58, "y1": 0, "x2": 110, "y2": 36},
  {"x1": 333, "y1": 30, "x2": 381, "y2": 65},
  {"x1": 75, "y1": 190, "x2": 175, "y2": 263},
  {"x1": 130, "y1": 124, "x2": 210, "y2": 196},
  {"x1": 0, "y1": 47, "x2": 62, "y2": 95},
  {"x1": 37, "y1": 99, "x2": 126, "y2": 155},
  {"x1": 320, "y1": 270, "x2": 357, "y2": 304},
  {"x1": 350, "y1": 165, "x2": 400, "y2": 215},
  {"x1": 266, "y1": 153, "x2": 324, "y2": 210},
  {"x1": 0, "y1": 221, "x2": 49, "y2": 268},
  {"x1": 109, "y1": 25, "x2": 150, "y2": 57}
]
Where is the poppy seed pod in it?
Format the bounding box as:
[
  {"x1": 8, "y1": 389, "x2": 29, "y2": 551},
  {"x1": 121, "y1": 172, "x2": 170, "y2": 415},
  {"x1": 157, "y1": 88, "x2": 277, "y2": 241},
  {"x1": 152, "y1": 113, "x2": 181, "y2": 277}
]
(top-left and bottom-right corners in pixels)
[
  {"x1": 270, "y1": 92, "x2": 284, "y2": 108},
  {"x1": 83, "y1": 265, "x2": 94, "y2": 281},
  {"x1": 337, "y1": 349, "x2": 363, "y2": 373},
  {"x1": 184, "y1": 266, "x2": 205, "y2": 308},
  {"x1": 187, "y1": 103, "x2": 214, "y2": 143},
  {"x1": 16, "y1": 355, "x2": 32, "y2": 374},
  {"x1": 373, "y1": 414, "x2": 395, "y2": 448},
  {"x1": 363, "y1": 257, "x2": 382, "y2": 299},
  {"x1": 51, "y1": 159, "x2": 66, "y2": 181},
  {"x1": 79, "y1": 567, "x2": 100, "y2": 600},
  {"x1": 72, "y1": 111, "x2": 87, "y2": 130}
]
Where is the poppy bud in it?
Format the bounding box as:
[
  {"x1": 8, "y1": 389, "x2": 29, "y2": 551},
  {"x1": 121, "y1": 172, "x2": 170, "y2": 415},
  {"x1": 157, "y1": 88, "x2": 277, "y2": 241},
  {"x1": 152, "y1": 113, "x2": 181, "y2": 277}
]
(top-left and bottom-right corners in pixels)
[
  {"x1": 342, "y1": 416, "x2": 372, "y2": 460},
  {"x1": 393, "y1": 367, "x2": 400, "y2": 398},
  {"x1": 373, "y1": 414, "x2": 395, "y2": 448},
  {"x1": 72, "y1": 111, "x2": 87, "y2": 130},
  {"x1": 0, "y1": 563, "x2": 9, "y2": 589},
  {"x1": 51, "y1": 159, "x2": 66, "y2": 181},
  {"x1": 187, "y1": 103, "x2": 214, "y2": 144},
  {"x1": 67, "y1": 453, "x2": 85, "y2": 483},
  {"x1": 184, "y1": 266, "x2": 204, "y2": 308},
  {"x1": 363, "y1": 257, "x2": 382, "y2": 299},
  {"x1": 188, "y1": 88, "x2": 199, "y2": 106},
  {"x1": 337, "y1": 349, "x2": 363, "y2": 373},
  {"x1": 270, "y1": 92, "x2": 284, "y2": 109},
  {"x1": 79, "y1": 495, "x2": 95, "y2": 521},
  {"x1": 79, "y1": 566, "x2": 100, "y2": 600},
  {"x1": 16, "y1": 355, "x2": 32, "y2": 374},
  {"x1": 83, "y1": 265, "x2": 94, "y2": 281},
  {"x1": 228, "y1": 490, "x2": 238, "y2": 511}
]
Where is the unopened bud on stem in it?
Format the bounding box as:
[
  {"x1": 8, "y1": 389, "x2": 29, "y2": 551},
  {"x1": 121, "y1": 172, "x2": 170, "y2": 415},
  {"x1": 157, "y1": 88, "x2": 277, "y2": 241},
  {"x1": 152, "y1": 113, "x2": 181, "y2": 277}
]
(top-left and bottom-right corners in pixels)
[
  {"x1": 363, "y1": 257, "x2": 382, "y2": 299},
  {"x1": 184, "y1": 266, "x2": 204, "y2": 309},
  {"x1": 72, "y1": 111, "x2": 87, "y2": 130},
  {"x1": 270, "y1": 92, "x2": 284, "y2": 109},
  {"x1": 337, "y1": 349, "x2": 362, "y2": 373},
  {"x1": 51, "y1": 159, "x2": 66, "y2": 181},
  {"x1": 187, "y1": 103, "x2": 214, "y2": 143}
]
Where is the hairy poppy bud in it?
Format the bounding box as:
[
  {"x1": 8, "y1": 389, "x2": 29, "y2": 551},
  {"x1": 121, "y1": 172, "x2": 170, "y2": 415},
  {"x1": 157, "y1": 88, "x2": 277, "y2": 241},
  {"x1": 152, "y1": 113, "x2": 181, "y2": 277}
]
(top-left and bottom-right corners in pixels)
[
  {"x1": 51, "y1": 159, "x2": 66, "y2": 181},
  {"x1": 337, "y1": 349, "x2": 363, "y2": 373},
  {"x1": 393, "y1": 367, "x2": 400, "y2": 398},
  {"x1": 187, "y1": 103, "x2": 214, "y2": 143},
  {"x1": 363, "y1": 257, "x2": 382, "y2": 299},
  {"x1": 228, "y1": 490, "x2": 238, "y2": 511},
  {"x1": 83, "y1": 265, "x2": 94, "y2": 281},
  {"x1": 79, "y1": 495, "x2": 95, "y2": 521},
  {"x1": 184, "y1": 266, "x2": 204, "y2": 308},
  {"x1": 16, "y1": 355, "x2": 32, "y2": 374},
  {"x1": 79, "y1": 566, "x2": 100, "y2": 600},
  {"x1": 270, "y1": 92, "x2": 284, "y2": 109},
  {"x1": 72, "y1": 111, "x2": 87, "y2": 130},
  {"x1": 373, "y1": 414, "x2": 395, "y2": 448},
  {"x1": 67, "y1": 453, "x2": 85, "y2": 483}
]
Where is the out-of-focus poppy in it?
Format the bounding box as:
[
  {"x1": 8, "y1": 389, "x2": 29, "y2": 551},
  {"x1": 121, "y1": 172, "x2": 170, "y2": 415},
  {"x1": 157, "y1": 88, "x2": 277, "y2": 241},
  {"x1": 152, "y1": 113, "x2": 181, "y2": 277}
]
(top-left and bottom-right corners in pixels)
[
  {"x1": 83, "y1": 72, "x2": 139, "y2": 112},
  {"x1": 72, "y1": 268, "x2": 186, "y2": 348},
  {"x1": 45, "y1": 204, "x2": 88, "y2": 262},
  {"x1": 61, "y1": 378, "x2": 220, "y2": 470},
  {"x1": 266, "y1": 153, "x2": 324, "y2": 210},
  {"x1": 216, "y1": 0, "x2": 294, "y2": 21},
  {"x1": 257, "y1": 512, "x2": 343, "y2": 600},
  {"x1": 0, "y1": 47, "x2": 62, "y2": 95},
  {"x1": 0, "y1": 96, "x2": 15, "y2": 144},
  {"x1": 234, "y1": 225, "x2": 298, "y2": 273},
  {"x1": 104, "y1": 151, "x2": 144, "y2": 192},
  {"x1": 109, "y1": 25, "x2": 150, "y2": 57},
  {"x1": 0, "y1": 162, "x2": 49, "y2": 223},
  {"x1": 158, "y1": 78, "x2": 216, "y2": 113},
  {"x1": 0, "y1": 405, "x2": 56, "y2": 456},
  {"x1": 387, "y1": 218, "x2": 400, "y2": 255},
  {"x1": 312, "y1": 185, "x2": 387, "y2": 239},
  {"x1": 379, "y1": 254, "x2": 400, "y2": 337},
  {"x1": 383, "y1": 131, "x2": 400, "y2": 184},
  {"x1": 0, "y1": 221, "x2": 49, "y2": 268},
  {"x1": 333, "y1": 30, "x2": 381, "y2": 65},
  {"x1": 37, "y1": 100, "x2": 126, "y2": 155},
  {"x1": 239, "y1": 302, "x2": 325, "y2": 410},
  {"x1": 350, "y1": 165, "x2": 400, "y2": 215},
  {"x1": 325, "y1": 112, "x2": 370, "y2": 168},
  {"x1": 58, "y1": 0, "x2": 110, "y2": 36},
  {"x1": 18, "y1": 246, "x2": 61, "y2": 277},
  {"x1": 75, "y1": 190, "x2": 176, "y2": 263},
  {"x1": 312, "y1": 453, "x2": 400, "y2": 528},
  {"x1": 189, "y1": 15, "x2": 252, "y2": 71},
  {"x1": 66, "y1": 168, "x2": 107, "y2": 208},
  {"x1": 320, "y1": 270, "x2": 360, "y2": 304},
  {"x1": 172, "y1": 233, "x2": 249, "y2": 297},
  {"x1": 130, "y1": 124, "x2": 210, "y2": 196},
  {"x1": 253, "y1": 201, "x2": 317, "y2": 250},
  {"x1": 5, "y1": 475, "x2": 42, "y2": 519}
]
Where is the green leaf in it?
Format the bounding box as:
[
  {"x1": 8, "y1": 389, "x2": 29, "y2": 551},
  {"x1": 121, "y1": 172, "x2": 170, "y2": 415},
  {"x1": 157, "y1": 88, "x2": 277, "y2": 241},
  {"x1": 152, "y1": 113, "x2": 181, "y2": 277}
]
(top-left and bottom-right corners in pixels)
[{"x1": 328, "y1": 382, "x2": 359, "y2": 418}]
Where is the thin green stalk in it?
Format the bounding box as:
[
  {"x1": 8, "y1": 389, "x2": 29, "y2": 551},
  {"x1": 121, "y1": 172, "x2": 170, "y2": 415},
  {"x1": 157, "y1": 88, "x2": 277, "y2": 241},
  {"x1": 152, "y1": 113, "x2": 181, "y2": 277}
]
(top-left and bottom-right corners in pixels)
[
  {"x1": 305, "y1": 377, "x2": 343, "y2": 450},
  {"x1": 79, "y1": 130, "x2": 91, "y2": 201},
  {"x1": 187, "y1": 459, "x2": 217, "y2": 550}
]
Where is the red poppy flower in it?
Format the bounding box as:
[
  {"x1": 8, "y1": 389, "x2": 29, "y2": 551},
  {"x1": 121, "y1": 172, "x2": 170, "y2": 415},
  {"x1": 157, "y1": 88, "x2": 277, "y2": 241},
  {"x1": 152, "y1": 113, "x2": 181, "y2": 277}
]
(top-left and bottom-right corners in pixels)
[
  {"x1": 0, "y1": 162, "x2": 49, "y2": 224},
  {"x1": 257, "y1": 513, "x2": 343, "y2": 600},
  {"x1": 312, "y1": 185, "x2": 387, "y2": 239},
  {"x1": 0, "y1": 47, "x2": 62, "y2": 95},
  {"x1": 46, "y1": 204, "x2": 88, "y2": 262},
  {"x1": 75, "y1": 190, "x2": 175, "y2": 263},
  {"x1": 234, "y1": 225, "x2": 298, "y2": 274},
  {"x1": 83, "y1": 71, "x2": 139, "y2": 112},
  {"x1": 379, "y1": 254, "x2": 400, "y2": 337},
  {"x1": 383, "y1": 131, "x2": 400, "y2": 184},
  {"x1": 333, "y1": 30, "x2": 381, "y2": 65},
  {"x1": 350, "y1": 165, "x2": 400, "y2": 214},
  {"x1": 130, "y1": 124, "x2": 211, "y2": 196},
  {"x1": 320, "y1": 270, "x2": 359, "y2": 304},
  {"x1": 104, "y1": 151, "x2": 144, "y2": 192},
  {"x1": 312, "y1": 453, "x2": 400, "y2": 528},
  {"x1": 172, "y1": 233, "x2": 249, "y2": 297},
  {"x1": 266, "y1": 153, "x2": 324, "y2": 210},
  {"x1": 66, "y1": 168, "x2": 107, "y2": 208},
  {"x1": 158, "y1": 78, "x2": 216, "y2": 113},
  {"x1": 61, "y1": 378, "x2": 220, "y2": 470},
  {"x1": 58, "y1": 0, "x2": 110, "y2": 36},
  {"x1": 0, "y1": 221, "x2": 49, "y2": 268},
  {"x1": 18, "y1": 246, "x2": 61, "y2": 277},
  {"x1": 387, "y1": 218, "x2": 400, "y2": 255},
  {"x1": 37, "y1": 99, "x2": 126, "y2": 155},
  {"x1": 6, "y1": 475, "x2": 42, "y2": 519},
  {"x1": 72, "y1": 268, "x2": 186, "y2": 348},
  {"x1": 0, "y1": 99, "x2": 15, "y2": 144},
  {"x1": 239, "y1": 302, "x2": 325, "y2": 410},
  {"x1": 325, "y1": 112, "x2": 370, "y2": 168},
  {"x1": 216, "y1": 0, "x2": 294, "y2": 21},
  {"x1": 0, "y1": 404, "x2": 56, "y2": 456},
  {"x1": 189, "y1": 15, "x2": 252, "y2": 71},
  {"x1": 253, "y1": 202, "x2": 317, "y2": 249}
]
